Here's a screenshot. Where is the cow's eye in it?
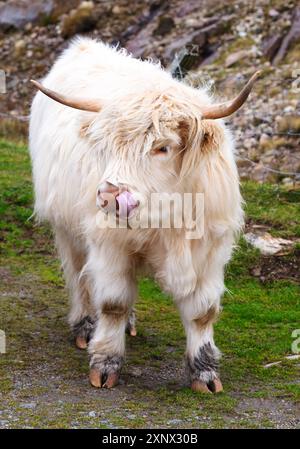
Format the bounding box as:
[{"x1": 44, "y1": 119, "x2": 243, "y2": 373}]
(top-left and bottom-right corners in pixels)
[
  {"x1": 158, "y1": 146, "x2": 168, "y2": 153},
  {"x1": 152, "y1": 145, "x2": 170, "y2": 156}
]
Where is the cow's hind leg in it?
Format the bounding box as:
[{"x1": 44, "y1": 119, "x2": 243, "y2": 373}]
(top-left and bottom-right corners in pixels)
[
  {"x1": 55, "y1": 228, "x2": 95, "y2": 349},
  {"x1": 72, "y1": 315, "x2": 95, "y2": 350},
  {"x1": 178, "y1": 294, "x2": 223, "y2": 394},
  {"x1": 126, "y1": 308, "x2": 137, "y2": 337}
]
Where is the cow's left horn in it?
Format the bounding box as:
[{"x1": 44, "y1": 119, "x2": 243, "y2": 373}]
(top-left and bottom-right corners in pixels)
[
  {"x1": 201, "y1": 71, "x2": 261, "y2": 120},
  {"x1": 31, "y1": 80, "x2": 101, "y2": 112}
]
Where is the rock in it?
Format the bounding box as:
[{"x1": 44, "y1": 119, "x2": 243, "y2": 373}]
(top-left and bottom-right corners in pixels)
[
  {"x1": 0, "y1": 0, "x2": 54, "y2": 31},
  {"x1": 251, "y1": 163, "x2": 269, "y2": 182},
  {"x1": 225, "y1": 50, "x2": 251, "y2": 67},
  {"x1": 153, "y1": 16, "x2": 175, "y2": 37},
  {"x1": 283, "y1": 106, "x2": 295, "y2": 114},
  {"x1": 269, "y1": 9, "x2": 280, "y2": 19},
  {"x1": 248, "y1": 147, "x2": 260, "y2": 161},
  {"x1": 262, "y1": 34, "x2": 283, "y2": 61},
  {"x1": 24, "y1": 22, "x2": 32, "y2": 32},
  {"x1": 259, "y1": 133, "x2": 270, "y2": 147},
  {"x1": 129, "y1": 367, "x2": 142, "y2": 377},
  {"x1": 117, "y1": 3, "x2": 166, "y2": 58},
  {"x1": 167, "y1": 419, "x2": 183, "y2": 425},
  {"x1": 177, "y1": 0, "x2": 201, "y2": 18},
  {"x1": 127, "y1": 414, "x2": 136, "y2": 420},
  {"x1": 244, "y1": 232, "x2": 295, "y2": 256},
  {"x1": 111, "y1": 5, "x2": 122, "y2": 15},
  {"x1": 20, "y1": 402, "x2": 36, "y2": 409},
  {"x1": 244, "y1": 137, "x2": 257, "y2": 150},
  {"x1": 0, "y1": 420, "x2": 9, "y2": 426},
  {"x1": 251, "y1": 266, "x2": 262, "y2": 277},
  {"x1": 281, "y1": 177, "x2": 295, "y2": 188},
  {"x1": 237, "y1": 158, "x2": 251, "y2": 169},
  {"x1": 277, "y1": 115, "x2": 300, "y2": 133},
  {"x1": 60, "y1": 1, "x2": 97, "y2": 39},
  {"x1": 184, "y1": 17, "x2": 200, "y2": 28},
  {"x1": 19, "y1": 289, "x2": 29, "y2": 299},
  {"x1": 14, "y1": 39, "x2": 26, "y2": 57}
]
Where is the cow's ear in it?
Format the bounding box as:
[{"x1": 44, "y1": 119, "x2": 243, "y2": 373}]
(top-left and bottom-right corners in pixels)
[
  {"x1": 178, "y1": 118, "x2": 224, "y2": 152},
  {"x1": 200, "y1": 120, "x2": 224, "y2": 153},
  {"x1": 179, "y1": 118, "x2": 226, "y2": 176}
]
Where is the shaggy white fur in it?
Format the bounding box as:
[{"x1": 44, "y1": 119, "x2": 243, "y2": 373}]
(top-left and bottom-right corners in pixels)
[{"x1": 29, "y1": 37, "x2": 244, "y2": 390}]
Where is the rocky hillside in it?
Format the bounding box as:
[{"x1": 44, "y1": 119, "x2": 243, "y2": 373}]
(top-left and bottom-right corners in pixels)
[{"x1": 0, "y1": 0, "x2": 299, "y2": 184}]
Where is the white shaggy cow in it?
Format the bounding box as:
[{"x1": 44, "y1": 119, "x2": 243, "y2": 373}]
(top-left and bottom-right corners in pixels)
[{"x1": 29, "y1": 37, "x2": 259, "y2": 392}]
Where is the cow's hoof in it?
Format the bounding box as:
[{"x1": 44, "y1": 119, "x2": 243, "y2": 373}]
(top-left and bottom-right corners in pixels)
[
  {"x1": 191, "y1": 380, "x2": 211, "y2": 393},
  {"x1": 89, "y1": 368, "x2": 119, "y2": 389},
  {"x1": 75, "y1": 335, "x2": 88, "y2": 350},
  {"x1": 208, "y1": 378, "x2": 223, "y2": 393},
  {"x1": 127, "y1": 326, "x2": 137, "y2": 337},
  {"x1": 126, "y1": 310, "x2": 137, "y2": 337},
  {"x1": 89, "y1": 354, "x2": 123, "y2": 389},
  {"x1": 73, "y1": 316, "x2": 95, "y2": 349},
  {"x1": 191, "y1": 378, "x2": 223, "y2": 394}
]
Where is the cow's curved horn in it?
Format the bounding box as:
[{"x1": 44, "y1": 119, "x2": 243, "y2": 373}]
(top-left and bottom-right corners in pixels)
[
  {"x1": 31, "y1": 80, "x2": 100, "y2": 112},
  {"x1": 201, "y1": 71, "x2": 261, "y2": 120}
]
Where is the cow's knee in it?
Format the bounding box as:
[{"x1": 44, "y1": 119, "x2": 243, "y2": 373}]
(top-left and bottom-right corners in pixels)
[
  {"x1": 193, "y1": 305, "x2": 219, "y2": 329},
  {"x1": 102, "y1": 301, "x2": 130, "y2": 321}
]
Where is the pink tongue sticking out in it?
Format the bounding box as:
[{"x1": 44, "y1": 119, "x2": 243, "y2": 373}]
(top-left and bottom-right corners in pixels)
[{"x1": 116, "y1": 191, "x2": 138, "y2": 219}]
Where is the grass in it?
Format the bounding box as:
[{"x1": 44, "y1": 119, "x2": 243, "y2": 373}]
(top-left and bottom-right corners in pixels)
[{"x1": 0, "y1": 139, "x2": 299, "y2": 429}]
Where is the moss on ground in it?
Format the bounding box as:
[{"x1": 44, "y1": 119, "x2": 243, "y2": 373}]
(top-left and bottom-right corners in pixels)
[{"x1": 0, "y1": 140, "x2": 299, "y2": 428}]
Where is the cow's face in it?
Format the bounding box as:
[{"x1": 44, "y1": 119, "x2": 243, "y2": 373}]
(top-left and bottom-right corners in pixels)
[{"x1": 94, "y1": 92, "x2": 206, "y2": 225}]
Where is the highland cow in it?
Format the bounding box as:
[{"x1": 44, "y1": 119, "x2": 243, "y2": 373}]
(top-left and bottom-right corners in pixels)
[{"x1": 29, "y1": 37, "x2": 259, "y2": 392}]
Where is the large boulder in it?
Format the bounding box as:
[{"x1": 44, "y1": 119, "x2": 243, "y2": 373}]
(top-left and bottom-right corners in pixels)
[{"x1": 0, "y1": 0, "x2": 54, "y2": 31}]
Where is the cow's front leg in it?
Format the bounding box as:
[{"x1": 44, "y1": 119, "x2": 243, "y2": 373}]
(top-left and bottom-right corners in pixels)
[
  {"x1": 89, "y1": 302, "x2": 130, "y2": 388},
  {"x1": 178, "y1": 292, "x2": 223, "y2": 394},
  {"x1": 85, "y1": 243, "x2": 136, "y2": 388}
]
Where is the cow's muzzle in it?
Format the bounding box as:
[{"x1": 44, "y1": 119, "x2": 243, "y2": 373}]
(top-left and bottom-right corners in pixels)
[{"x1": 97, "y1": 181, "x2": 139, "y2": 219}]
